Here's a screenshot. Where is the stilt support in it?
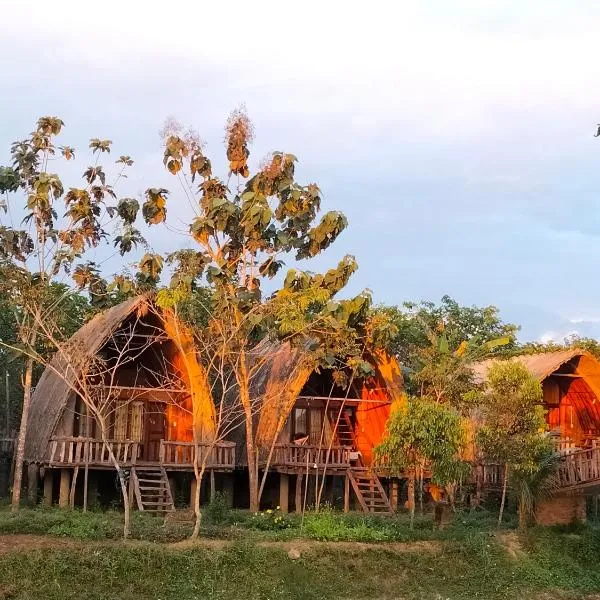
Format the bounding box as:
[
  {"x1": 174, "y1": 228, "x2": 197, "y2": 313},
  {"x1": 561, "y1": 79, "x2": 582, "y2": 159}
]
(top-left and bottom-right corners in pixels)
[
  {"x1": 279, "y1": 474, "x2": 289, "y2": 513},
  {"x1": 59, "y1": 469, "x2": 71, "y2": 509},
  {"x1": 42, "y1": 469, "x2": 53, "y2": 508}
]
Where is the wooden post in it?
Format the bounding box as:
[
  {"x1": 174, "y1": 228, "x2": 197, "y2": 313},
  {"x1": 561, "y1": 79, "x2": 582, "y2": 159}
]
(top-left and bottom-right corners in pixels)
[
  {"x1": 83, "y1": 441, "x2": 89, "y2": 512},
  {"x1": 27, "y1": 463, "x2": 39, "y2": 505},
  {"x1": 295, "y1": 474, "x2": 303, "y2": 514},
  {"x1": 279, "y1": 474, "x2": 289, "y2": 513},
  {"x1": 390, "y1": 480, "x2": 399, "y2": 512},
  {"x1": 59, "y1": 468, "x2": 71, "y2": 509},
  {"x1": 210, "y1": 470, "x2": 215, "y2": 502},
  {"x1": 168, "y1": 476, "x2": 176, "y2": 505},
  {"x1": 42, "y1": 469, "x2": 53, "y2": 508},
  {"x1": 69, "y1": 466, "x2": 79, "y2": 509},
  {"x1": 344, "y1": 474, "x2": 350, "y2": 513}
]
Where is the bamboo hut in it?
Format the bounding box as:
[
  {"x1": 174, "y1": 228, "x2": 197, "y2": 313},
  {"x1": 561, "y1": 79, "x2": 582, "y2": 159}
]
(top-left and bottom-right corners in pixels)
[{"x1": 473, "y1": 350, "x2": 600, "y2": 524}]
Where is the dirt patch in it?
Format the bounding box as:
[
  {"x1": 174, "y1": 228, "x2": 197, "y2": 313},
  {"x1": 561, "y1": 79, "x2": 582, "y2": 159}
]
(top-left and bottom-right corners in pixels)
[
  {"x1": 167, "y1": 538, "x2": 232, "y2": 551},
  {"x1": 258, "y1": 539, "x2": 442, "y2": 557},
  {"x1": 0, "y1": 534, "x2": 82, "y2": 554},
  {"x1": 0, "y1": 534, "x2": 442, "y2": 558},
  {"x1": 496, "y1": 531, "x2": 526, "y2": 560}
]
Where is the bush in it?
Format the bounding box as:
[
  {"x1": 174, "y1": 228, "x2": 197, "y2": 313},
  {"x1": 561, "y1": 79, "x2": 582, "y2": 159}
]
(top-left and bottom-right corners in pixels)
[{"x1": 204, "y1": 492, "x2": 231, "y2": 525}]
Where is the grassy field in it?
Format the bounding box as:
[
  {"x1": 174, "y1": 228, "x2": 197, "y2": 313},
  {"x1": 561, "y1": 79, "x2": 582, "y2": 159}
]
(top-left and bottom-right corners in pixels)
[{"x1": 0, "y1": 506, "x2": 600, "y2": 599}]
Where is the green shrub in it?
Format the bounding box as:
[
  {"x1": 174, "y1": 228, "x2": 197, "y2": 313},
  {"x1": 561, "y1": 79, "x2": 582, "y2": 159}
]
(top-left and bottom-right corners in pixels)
[{"x1": 204, "y1": 492, "x2": 231, "y2": 525}]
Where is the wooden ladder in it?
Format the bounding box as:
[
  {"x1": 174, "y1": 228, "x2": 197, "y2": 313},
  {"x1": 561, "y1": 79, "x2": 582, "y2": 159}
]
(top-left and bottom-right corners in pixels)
[
  {"x1": 328, "y1": 409, "x2": 356, "y2": 449},
  {"x1": 131, "y1": 466, "x2": 175, "y2": 513},
  {"x1": 348, "y1": 469, "x2": 393, "y2": 514}
]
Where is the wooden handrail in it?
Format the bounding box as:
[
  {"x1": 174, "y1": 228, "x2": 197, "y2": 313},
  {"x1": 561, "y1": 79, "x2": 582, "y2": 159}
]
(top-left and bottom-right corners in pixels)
[
  {"x1": 270, "y1": 444, "x2": 352, "y2": 468},
  {"x1": 159, "y1": 440, "x2": 236, "y2": 468},
  {"x1": 48, "y1": 437, "x2": 139, "y2": 466},
  {"x1": 557, "y1": 446, "x2": 600, "y2": 489}
]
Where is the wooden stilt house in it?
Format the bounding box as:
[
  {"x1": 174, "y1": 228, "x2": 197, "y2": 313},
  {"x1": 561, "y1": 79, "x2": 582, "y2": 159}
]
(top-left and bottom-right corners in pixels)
[{"x1": 473, "y1": 350, "x2": 600, "y2": 523}]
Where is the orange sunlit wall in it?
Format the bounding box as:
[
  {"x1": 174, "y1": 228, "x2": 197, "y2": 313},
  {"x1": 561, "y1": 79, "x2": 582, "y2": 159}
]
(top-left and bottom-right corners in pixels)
[
  {"x1": 355, "y1": 381, "x2": 391, "y2": 466},
  {"x1": 546, "y1": 377, "x2": 600, "y2": 445}
]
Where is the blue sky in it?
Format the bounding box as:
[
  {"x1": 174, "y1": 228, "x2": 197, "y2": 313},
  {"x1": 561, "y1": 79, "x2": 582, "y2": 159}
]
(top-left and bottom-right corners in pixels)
[{"x1": 1, "y1": 0, "x2": 600, "y2": 341}]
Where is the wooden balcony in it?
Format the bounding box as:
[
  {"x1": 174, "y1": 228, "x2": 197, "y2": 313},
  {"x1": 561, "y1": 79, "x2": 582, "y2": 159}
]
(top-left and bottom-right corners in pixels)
[
  {"x1": 159, "y1": 440, "x2": 236, "y2": 470},
  {"x1": 271, "y1": 444, "x2": 353, "y2": 472},
  {"x1": 47, "y1": 437, "x2": 235, "y2": 471},
  {"x1": 49, "y1": 437, "x2": 140, "y2": 467}
]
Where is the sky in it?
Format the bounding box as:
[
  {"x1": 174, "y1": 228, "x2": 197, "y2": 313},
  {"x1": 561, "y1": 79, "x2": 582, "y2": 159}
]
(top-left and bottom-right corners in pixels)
[{"x1": 1, "y1": 0, "x2": 600, "y2": 341}]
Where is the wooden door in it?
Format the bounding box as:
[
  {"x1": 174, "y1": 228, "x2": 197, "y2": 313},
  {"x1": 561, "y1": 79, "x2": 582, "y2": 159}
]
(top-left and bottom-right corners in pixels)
[{"x1": 144, "y1": 403, "x2": 166, "y2": 462}]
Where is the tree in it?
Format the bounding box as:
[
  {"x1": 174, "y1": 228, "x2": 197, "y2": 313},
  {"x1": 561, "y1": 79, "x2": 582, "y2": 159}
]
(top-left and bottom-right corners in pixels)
[
  {"x1": 413, "y1": 320, "x2": 510, "y2": 410},
  {"x1": 0, "y1": 117, "x2": 145, "y2": 510},
  {"x1": 152, "y1": 110, "x2": 378, "y2": 511},
  {"x1": 375, "y1": 397, "x2": 467, "y2": 528},
  {"x1": 477, "y1": 361, "x2": 549, "y2": 526},
  {"x1": 0, "y1": 280, "x2": 91, "y2": 436},
  {"x1": 373, "y1": 296, "x2": 519, "y2": 372}
]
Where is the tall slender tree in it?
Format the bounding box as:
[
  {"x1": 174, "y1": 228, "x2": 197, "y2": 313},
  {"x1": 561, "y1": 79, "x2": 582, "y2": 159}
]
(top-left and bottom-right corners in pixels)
[
  {"x1": 152, "y1": 110, "x2": 380, "y2": 511},
  {"x1": 0, "y1": 117, "x2": 145, "y2": 509}
]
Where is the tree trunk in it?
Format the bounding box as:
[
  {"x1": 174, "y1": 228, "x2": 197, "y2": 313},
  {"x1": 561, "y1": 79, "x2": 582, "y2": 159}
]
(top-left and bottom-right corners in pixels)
[
  {"x1": 11, "y1": 353, "x2": 34, "y2": 512},
  {"x1": 237, "y1": 350, "x2": 259, "y2": 512},
  {"x1": 408, "y1": 472, "x2": 416, "y2": 529},
  {"x1": 191, "y1": 461, "x2": 206, "y2": 539},
  {"x1": 518, "y1": 489, "x2": 527, "y2": 531},
  {"x1": 117, "y1": 468, "x2": 130, "y2": 540},
  {"x1": 498, "y1": 464, "x2": 508, "y2": 527}
]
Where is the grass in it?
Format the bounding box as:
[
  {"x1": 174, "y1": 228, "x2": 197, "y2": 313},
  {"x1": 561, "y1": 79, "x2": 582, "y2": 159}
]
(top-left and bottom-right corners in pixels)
[{"x1": 0, "y1": 507, "x2": 599, "y2": 598}]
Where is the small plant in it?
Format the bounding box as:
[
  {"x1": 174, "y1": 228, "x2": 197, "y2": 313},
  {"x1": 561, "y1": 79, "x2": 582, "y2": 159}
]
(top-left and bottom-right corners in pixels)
[
  {"x1": 204, "y1": 492, "x2": 231, "y2": 525},
  {"x1": 248, "y1": 507, "x2": 292, "y2": 531}
]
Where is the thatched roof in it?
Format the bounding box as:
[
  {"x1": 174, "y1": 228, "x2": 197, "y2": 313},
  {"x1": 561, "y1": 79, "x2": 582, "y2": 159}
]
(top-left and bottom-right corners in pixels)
[
  {"x1": 25, "y1": 296, "x2": 149, "y2": 462},
  {"x1": 472, "y1": 349, "x2": 595, "y2": 384}
]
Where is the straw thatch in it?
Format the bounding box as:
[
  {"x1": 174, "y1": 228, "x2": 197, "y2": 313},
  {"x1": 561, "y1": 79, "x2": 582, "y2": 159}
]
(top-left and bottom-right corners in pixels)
[
  {"x1": 472, "y1": 349, "x2": 598, "y2": 385},
  {"x1": 25, "y1": 296, "x2": 148, "y2": 462}
]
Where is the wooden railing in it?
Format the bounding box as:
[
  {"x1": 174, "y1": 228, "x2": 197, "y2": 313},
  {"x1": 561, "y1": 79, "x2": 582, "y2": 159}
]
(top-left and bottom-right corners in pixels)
[
  {"x1": 271, "y1": 444, "x2": 352, "y2": 469},
  {"x1": 557, "y1": 446, "x2": 600, "y2": 490},
  {"x1": 49, "y1": 437, "x2": 139, "y2": 466},
  {"x1": 476, "y1": 462, "x2": 505, "y2": 489},
  {"x1": 159, "y1": 440, "x2": 236, "y2": 469}
]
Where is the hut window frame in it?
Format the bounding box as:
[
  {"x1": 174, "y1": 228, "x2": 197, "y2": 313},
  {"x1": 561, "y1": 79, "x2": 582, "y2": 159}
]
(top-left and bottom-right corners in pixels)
[{"x1": 292, "y1": 407, "x2": 309, "y2": 440}]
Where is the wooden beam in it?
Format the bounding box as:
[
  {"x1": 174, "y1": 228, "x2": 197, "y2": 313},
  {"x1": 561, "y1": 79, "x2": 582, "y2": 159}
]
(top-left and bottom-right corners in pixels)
[
  {"x1": 69, "y1": 466, "x2": 79, "y2": 508},
  {"x1": 550, "y1": 374, "x2": 582, "y2": 378},
  {"x1": 59, "y1": 469, "x2": 70, "y2": 509},
  {"x1": 42, "y1": 469, "x2": 53, "y2": 508},
  {"x1": 344, "y1": 474, "x2": 350, "y2": 513},
  {"x1": 279, "y1": 474, "x2": 289, "y2": 513},
  {"x1": 295, "y1": 475, "x2": 303, "y2": 514}
]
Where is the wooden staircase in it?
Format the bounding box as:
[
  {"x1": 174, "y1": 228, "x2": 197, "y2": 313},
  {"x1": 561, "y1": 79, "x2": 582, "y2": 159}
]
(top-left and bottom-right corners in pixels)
[
  {"x1": 131, "y1": 467, "x2": 175, "y2": 513},
  {"x1": 328, "y1": 409, "x2": 356, "y2": 448},
  {"x1": 348, "y1": 469, "x2": 393, "y2": 514}
]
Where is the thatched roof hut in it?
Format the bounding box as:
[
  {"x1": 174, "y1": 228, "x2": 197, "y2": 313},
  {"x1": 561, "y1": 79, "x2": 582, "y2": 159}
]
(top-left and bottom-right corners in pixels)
[
  {"x1": 25, "y1": 297, "x2": 148, "y2": 462},
  {"x1": 473, "y1": 350, "x2": 600, "y2": 447},
  {"x1": 25, "y1": 296, "x2": 217, "y2": 463}
]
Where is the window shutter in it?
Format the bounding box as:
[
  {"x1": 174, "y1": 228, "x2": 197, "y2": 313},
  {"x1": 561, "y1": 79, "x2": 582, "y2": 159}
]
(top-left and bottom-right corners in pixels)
[
  {"x1": 310, "y1": 409, "x2": 323, "y2": 446},
  {"x1": 129, "y1": 402, "x2": 144, "y2": 442},
  {"x1": 114, "y1": 401, "x2": 128, "y2": 440}
]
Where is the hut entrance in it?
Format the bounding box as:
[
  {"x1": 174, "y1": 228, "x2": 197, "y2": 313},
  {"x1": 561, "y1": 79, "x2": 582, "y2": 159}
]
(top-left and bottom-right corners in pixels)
[{"x1": 143, "y1": 403, "x2": 166, "y2": 462}]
